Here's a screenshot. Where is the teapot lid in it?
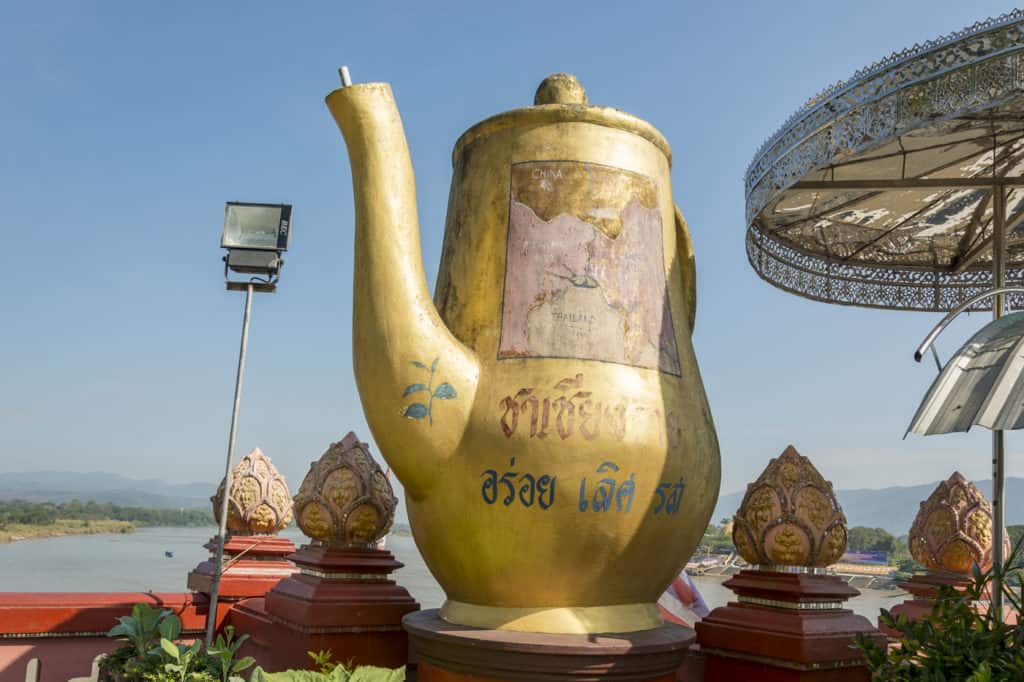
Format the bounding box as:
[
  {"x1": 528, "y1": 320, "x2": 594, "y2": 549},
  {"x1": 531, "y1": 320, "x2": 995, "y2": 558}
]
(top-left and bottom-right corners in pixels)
[{"x1": 452, "y1": 73, "x2": 672, "y2": 166}]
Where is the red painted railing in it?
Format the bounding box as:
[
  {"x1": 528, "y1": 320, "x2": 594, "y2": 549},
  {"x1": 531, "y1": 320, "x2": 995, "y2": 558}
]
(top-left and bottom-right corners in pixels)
[{"x1": 0, "y1": 592, "x2": 227, "y2": 682}]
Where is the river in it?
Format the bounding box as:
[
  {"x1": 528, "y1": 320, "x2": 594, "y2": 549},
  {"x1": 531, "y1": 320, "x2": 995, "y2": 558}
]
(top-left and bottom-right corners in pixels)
[{"x1": 0, "y1": 527, "x2": 902, "y2": 624}]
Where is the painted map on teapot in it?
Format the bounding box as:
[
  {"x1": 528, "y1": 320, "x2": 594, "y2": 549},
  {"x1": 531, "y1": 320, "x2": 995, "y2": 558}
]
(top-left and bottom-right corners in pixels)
[{"x1": 498, "y1": 161, "x2": 681, "y2": 376}]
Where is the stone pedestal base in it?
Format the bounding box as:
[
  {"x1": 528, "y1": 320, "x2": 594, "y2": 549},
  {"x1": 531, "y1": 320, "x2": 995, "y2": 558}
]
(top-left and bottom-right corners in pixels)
[
  {"x1": 230, "y1": 545, "x2": 419, "y2": 671},
  {"x1": 188, "y1": 534, "x2": 296, "y2": 599},
  {"x1": 884, "y1": 571, "x2": 1017, "y2": 637},
  {"x1": 884, "y1": 572, "x2": 970, "y2": 638},
  {"x1": 404, "y1": 609, "x2": 693, "y2": 682},
  {"x1": 695, "y1": 570, "x2": 885, "y2": 681}
]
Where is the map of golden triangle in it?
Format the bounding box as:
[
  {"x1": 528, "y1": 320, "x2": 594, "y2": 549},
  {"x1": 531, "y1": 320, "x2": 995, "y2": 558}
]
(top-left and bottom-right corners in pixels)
[{"x1": 498, "y1": 161, "x2": 681, "y2": 376}]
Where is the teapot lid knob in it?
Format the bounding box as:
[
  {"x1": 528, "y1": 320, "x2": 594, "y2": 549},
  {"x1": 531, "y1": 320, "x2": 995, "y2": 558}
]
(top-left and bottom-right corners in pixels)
[{"x1": 534, "y1": 73, "x2": 588, "y2": 105}]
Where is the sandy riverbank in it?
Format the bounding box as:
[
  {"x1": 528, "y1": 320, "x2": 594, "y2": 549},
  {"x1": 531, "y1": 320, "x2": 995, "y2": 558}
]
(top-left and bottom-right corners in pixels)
[{"x1": 0, "y1": 519, "x2": 135, "y2": 543}]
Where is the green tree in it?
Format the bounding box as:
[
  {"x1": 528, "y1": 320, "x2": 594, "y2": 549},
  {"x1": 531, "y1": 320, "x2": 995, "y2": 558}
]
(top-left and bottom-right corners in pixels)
[
  {"x1": 847, "y1": 526, "x2": 896, "y2": 554},
  {"x1": 1008, "y1": 525, "x2": 1024, "y2": 548},
  {"x1": 0, "y1": 499, "x2": 214, "y2": 528}
]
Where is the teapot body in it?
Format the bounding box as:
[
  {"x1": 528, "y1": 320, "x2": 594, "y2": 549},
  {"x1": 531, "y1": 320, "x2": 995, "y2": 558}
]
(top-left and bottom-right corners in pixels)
[{"x1": 408, "y1": 95, "x2": 721, "y2": 633}]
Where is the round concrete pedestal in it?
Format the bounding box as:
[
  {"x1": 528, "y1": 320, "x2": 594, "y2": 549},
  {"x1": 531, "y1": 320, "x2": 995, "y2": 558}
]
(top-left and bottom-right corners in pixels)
[{"x1": 404, "y1": 610, "x2": 693, "y2": 682}]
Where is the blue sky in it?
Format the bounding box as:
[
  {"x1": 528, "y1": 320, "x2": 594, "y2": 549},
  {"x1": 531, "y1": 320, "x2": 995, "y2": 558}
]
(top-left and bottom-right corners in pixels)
[{"x1": 2, "y1": 0, "x2": 1022, "y2": 508}]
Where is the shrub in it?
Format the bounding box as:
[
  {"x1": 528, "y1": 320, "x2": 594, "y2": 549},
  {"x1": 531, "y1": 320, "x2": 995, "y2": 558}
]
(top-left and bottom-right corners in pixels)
[
  {"x1": 243, "y1": 651, "x2": 403, "y2": 681},
  {"x1": 854, "y1": 540, "x2": 1024, "y2": 680},
  {"x1": 99, "y1": 604, "x2": 251, "y2": 682},
  {"x1": 249, "y1": 666, "x2": 404, "y2": 681},
  {"x1": 99, "y1": 604, "x2": 401, "y2": 681}
]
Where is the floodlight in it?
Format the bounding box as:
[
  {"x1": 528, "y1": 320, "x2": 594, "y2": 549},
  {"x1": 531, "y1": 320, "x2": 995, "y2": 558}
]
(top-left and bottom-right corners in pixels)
[
  {"x1": 221, "y1": 202, "x2": 292, "y2": 251},
  {"x1": 221, "y1": 202, "x2": 293, "y2": 282}
]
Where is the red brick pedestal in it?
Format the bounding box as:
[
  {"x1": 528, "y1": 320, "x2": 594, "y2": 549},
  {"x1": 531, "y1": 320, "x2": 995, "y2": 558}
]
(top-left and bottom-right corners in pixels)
[
  {"x1": 405, "y1": 609, "x2": 693, "y2": 682},
  {"x1": 188, "y1": 534, "x2": 296, "y2": 599},
  {"x1": 229, "y1": 545, "x2": 419, "y2": 671},
  {"x1": 884, "y1": 571, "x2": 1016, "y2": 637},
  {"x1": 695, "y1": 569, "x2": 885, "y2": 681},
  {"x1": 883, "y1": 572, "x2": 970, "y2": 638}
]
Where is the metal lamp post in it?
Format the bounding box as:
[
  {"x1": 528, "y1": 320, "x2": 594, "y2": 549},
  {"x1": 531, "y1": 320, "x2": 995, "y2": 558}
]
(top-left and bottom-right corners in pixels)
[{"x1": 205, "y1": 201, "x2": 292, "y2": 644}]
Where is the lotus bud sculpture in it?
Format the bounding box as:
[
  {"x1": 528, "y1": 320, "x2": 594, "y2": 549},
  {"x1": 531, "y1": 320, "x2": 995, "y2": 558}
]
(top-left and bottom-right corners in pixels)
[
  {"x1": 732, "y1": 445, "x2": 847, "y2": 567},
  {"x1": 211, "y1": 447, "x2": 293, "y2": 535},
  {"x1": 909, "y1": 471, "x2": 1007, "y2": 574},
  {"x1": 293, "y1": 432, "x2": 397, "y2": 549}
]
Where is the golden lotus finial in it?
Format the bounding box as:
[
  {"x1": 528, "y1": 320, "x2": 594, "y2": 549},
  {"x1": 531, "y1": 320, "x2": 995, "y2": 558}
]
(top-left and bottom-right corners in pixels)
[
  {"x1": 732, "y1": 445, "x2": 847, "y2": 567},
  {"x1": 212, "y1": 447, "x2": 293, "y2": 535},
  {"x1": 293, "y1": 432, "x2": 398, "y2": 549},
  {"x1": 908, "y1": 471, "x2": 1005, "y2": 574}
]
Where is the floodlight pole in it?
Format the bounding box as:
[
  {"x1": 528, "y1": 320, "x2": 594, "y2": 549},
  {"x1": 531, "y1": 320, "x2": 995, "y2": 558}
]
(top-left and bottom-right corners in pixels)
[
  {"x1": 992, "y1": 186, "x2": 1006, "y2": 619},
  {"x1": 205, "y1": 282, "x2": 255, "y2": 645}
]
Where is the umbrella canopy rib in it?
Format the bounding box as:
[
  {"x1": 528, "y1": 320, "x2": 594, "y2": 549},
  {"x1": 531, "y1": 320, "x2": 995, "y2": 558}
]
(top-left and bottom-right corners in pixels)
[
  {"x1": 908, "y1": 312, "x2": 1024, "y2": 435},
  {"x1": 977, "y1": 331, "x2": 1024, "y2": 430}
]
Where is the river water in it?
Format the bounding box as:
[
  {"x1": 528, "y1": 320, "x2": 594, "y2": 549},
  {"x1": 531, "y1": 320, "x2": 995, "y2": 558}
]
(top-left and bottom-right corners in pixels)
[{"x1": 0, "y1": 527, "x2": 902, "y2": 625}]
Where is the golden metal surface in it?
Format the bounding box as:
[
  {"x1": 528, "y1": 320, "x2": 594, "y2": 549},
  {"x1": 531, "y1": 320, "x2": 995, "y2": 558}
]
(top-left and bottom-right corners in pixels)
[
  {"x1": 534, "y1": 73, "x2": 588, "y2": 106},
  {"x1": 732, "y1": 446, "x2": 847, "y2": 568},
  {"x1": 440, "y1": 600, "x2": 663, "y2": 634},
  {"x1": 326, "y1": 74, "x2": 719, "y2": 633}
]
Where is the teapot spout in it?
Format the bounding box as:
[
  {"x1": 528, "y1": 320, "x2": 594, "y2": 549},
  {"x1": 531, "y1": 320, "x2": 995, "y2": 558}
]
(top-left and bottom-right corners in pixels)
[{"x1": 326, "y1": 77, "x2": 478, "y2": 499}]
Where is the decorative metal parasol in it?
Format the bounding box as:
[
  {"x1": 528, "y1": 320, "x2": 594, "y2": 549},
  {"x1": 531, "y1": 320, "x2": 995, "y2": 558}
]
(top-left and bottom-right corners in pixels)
[
  {"x1": 745, "y1": 11, "x2": 1024, "y2": 613},
  {"x1": 746, "y1": 10, "x2": 1024, "y2": 312}
]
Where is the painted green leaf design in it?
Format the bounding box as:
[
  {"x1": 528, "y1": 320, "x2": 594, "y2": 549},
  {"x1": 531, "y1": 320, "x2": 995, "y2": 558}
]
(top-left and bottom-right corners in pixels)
[
  {"x1": 433, "y1": 382, "x2": 457, "y2": 400},
  {"x1": 403, "y1": 403, "x2": 429, "y2": 420},
  {"x1": 411, "y1": 361, "x2": 427, "y2": 369},
  {"x1": 403, "y1": 383, "x2": 428, "y2": 396},
  {"x1": 431, "y1": 357, "x2": 439, "y2": 371}
]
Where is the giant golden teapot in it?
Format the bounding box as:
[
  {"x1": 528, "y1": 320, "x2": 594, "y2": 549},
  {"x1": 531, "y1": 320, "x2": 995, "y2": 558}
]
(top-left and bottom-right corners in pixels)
[{"x1": 326, "y1": 72, "x2": 720, "y2": 634}]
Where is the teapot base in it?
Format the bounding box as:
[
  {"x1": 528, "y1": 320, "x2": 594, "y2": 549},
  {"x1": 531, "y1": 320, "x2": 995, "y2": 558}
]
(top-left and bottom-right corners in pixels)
[{"x1": 439, "y1": 599, "x2": 663, "y2": 634}]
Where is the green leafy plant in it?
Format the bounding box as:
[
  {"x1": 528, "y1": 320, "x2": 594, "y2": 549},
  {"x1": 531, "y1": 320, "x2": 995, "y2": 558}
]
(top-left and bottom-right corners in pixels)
[
  {"x1": 99, "y1": 602, "x2": 402, "y2": 682},
  {"x1": 100, "y1": 602, "x2": 179, "y2": 680},
  {"x1": 249, "y1": 665, "x2": 404, "y2": 681},
  {"x1": 109, "y1": 602, "x2": 174, "y2": 661},
  {"x1": 206, "y1": 626, "x2": 255, "y2": 682},
  {"x1": 307, "y1": 651, "x2": 337, "y2": 675},
  {"x1": 100, "y1": 603, "x2": 249, "y2": 682},
  {"x1": 161, "y1": 639, "x2": 205, "y2": 682},
  {"x1": 855, "y1": 539, "x2": 1024, "y2": 680}
]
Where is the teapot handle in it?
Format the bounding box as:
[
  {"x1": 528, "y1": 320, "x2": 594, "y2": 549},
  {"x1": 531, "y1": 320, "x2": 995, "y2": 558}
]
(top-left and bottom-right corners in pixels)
[{"x1": 674, "y1": 204, "x2": 697, "y2": 335}]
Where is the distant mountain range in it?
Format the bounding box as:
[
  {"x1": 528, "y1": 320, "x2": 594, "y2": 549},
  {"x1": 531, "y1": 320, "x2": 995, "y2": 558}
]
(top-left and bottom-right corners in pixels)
[
  {"x1": 3, "y1": 470, "x2": 1022, "y2": 534},
  {"x1": 0, "y1": 471, "x2": 213, "y2": 509},
  {"x1": 713, "y1": 477, "x2": 1024, "y2": 536}
]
